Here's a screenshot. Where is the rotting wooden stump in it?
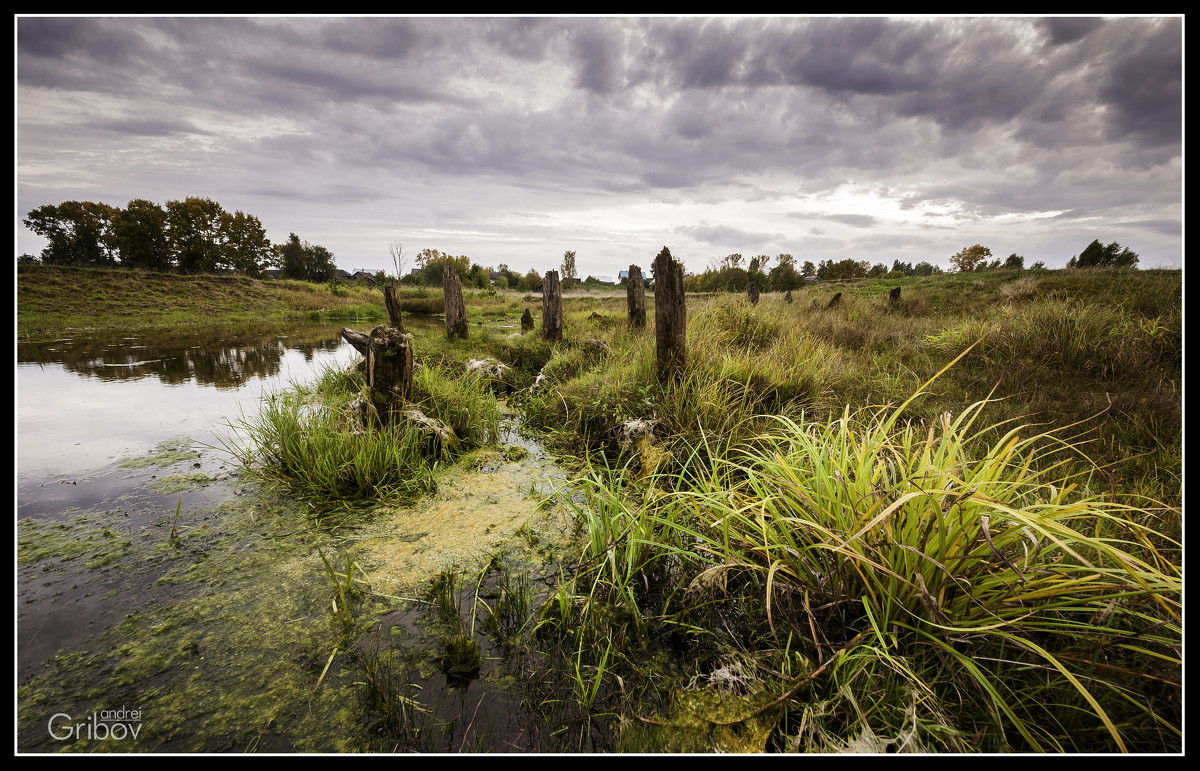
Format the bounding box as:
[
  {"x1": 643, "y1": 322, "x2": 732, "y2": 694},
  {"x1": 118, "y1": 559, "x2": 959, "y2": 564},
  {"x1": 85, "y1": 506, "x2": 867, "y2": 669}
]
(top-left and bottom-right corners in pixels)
[
  {"x1": 367, "y1": 324, "x2": 414, "y2": 421},
  {"x1": 383, "y1": 284, "x2": 405, "y2": 331},
  {"x1": 785, "y1": 289, "x2": 793, "y2": 304},
  {"x1": 747, "y1": 283, "x2": 760, "y2": 305},
  {"x1": 826, "y1": 292, "x2": 843, "y2": 309},
  {"x1": 443, "y1": 264, "x2": 468, "y2": 340},
  {"x1": 521, "y1": 307, "x2": 534, "y2": 333},
  {"x1": 542, "y1": 270, "x2": 563, "y2": 341},
  {"x1": 653, "y1": 246, "x2": 686, "y2": 385},
  {"x1": 627, "y1": 264, "x2": 646, "y2": 329},
  {"x1": 889, "y1": 286, "x2": 901, "y2": 303}
]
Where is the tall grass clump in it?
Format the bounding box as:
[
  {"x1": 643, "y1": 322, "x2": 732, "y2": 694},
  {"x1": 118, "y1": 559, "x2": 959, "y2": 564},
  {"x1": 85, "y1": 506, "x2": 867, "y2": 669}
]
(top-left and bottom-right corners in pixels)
[
  {"x1": 546, "y1": 336, "x2": 1181, "y2": 752},
  {"x1": 225, "y1": 362, "x2": 500, "y2": 504},
  {"x1": 637, "y1": 377, "x2": 1181, "y2": 750}
]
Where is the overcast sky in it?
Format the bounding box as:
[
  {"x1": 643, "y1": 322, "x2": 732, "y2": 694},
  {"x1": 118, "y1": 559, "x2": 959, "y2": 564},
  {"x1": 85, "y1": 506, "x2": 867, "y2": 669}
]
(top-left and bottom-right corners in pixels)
[{"x1": 16, "y1": 15, "x2": 1183, "y2": 278}]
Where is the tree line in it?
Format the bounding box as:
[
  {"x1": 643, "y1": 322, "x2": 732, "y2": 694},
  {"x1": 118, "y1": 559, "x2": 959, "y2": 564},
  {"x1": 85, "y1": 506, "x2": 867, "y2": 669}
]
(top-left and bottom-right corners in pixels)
[
  {"x1": 683, "y1": 239, "x2": 1139, "y2": 293},
  {"x1": 683, "y1": 253, "x2": 949, "y2": 293},
  {"x1": 21, "y1": 197, "x2": 338, "y2": 281}
]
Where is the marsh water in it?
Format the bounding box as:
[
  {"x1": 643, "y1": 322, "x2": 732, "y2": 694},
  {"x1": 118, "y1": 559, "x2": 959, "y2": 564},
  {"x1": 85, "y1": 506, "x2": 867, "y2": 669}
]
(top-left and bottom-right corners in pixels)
[{"x1": 16, "y1": 320, "x2": 579, "y2": 752}]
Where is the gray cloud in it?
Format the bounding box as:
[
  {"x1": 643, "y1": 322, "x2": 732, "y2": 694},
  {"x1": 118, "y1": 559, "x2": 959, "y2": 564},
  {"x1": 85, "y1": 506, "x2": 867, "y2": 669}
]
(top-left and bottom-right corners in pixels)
[{"x1": 16, "y1": 16, "x2": 1182, "y2": 275}]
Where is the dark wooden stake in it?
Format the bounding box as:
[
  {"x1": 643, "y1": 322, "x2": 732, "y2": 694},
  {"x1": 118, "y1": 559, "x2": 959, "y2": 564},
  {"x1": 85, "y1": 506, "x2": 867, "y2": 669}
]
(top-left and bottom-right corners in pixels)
[
  {"x1": 627, "y1": 264, "x2": 646, "y2": 329},
  {"x1": 653, "y1": 246, "x2": 686, "y2": 385},
  {"x1": 747, "y1": 283, "x2": 760, "y2": 304},
  {"x1": 521, "y1": 307, "x2": 534, "y2": 333},
  {"x1": 889, "y1": 286, "x2": 901, "y2": 302},
  {"x1": 785, "y1": 289, "x2": 793, "y2": 304},
  {"x1": 443, "y1": 264, "x2": 468, "y2": 339},
  {"x1": 383, "y1": 284, "x2": 405, "y2": 331},
  {"x1": 542, "y1": 270, "x2": 563, "y2": 341},
  {"x1": 826, "y1": 292, "x2": 843, "y2": 309}
]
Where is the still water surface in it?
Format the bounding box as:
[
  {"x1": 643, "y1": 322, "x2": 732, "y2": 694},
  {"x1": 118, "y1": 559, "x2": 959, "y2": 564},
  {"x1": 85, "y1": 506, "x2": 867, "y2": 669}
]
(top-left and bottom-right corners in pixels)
[{"x1": 16, "y1": 322, "x2": 362, "y2": 519}]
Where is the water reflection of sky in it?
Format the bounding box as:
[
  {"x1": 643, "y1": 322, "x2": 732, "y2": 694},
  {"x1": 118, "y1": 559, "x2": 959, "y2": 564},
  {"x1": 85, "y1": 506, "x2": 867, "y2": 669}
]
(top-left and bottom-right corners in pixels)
[{"x1": 16, "y1": 325, "x2": 363, "y2": 502}]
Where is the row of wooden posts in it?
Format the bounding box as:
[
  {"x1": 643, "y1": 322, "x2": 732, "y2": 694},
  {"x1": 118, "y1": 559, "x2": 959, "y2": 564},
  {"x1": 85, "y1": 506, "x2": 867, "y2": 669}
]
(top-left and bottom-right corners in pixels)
[
  {"x1": 342, "y1": 247, "x2": 690, "y2": 420},
  {"x1": 442, "y1": 249, "x2": 687, "y2": 385},
  {"x1": 344, "y1": 249, "x2": 901, "y2": 419}
]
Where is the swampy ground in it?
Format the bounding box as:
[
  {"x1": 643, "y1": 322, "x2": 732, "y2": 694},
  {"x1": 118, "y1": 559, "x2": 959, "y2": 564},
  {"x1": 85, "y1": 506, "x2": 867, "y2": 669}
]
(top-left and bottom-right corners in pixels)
[{"x1": 16, "y1": 266, "x2": 1183, "y2": 753}]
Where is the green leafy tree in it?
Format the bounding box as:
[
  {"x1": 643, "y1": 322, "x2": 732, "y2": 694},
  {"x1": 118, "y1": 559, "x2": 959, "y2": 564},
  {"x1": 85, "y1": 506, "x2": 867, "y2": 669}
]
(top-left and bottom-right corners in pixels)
[
  {"x1": 219, "y1": 210, "x2": 272, "y2": 276},
  {"x1": 414, "y1": 248, "x2": 471, "y2": 286},
  {"x1": 561, "y1": 250, "x2": 578, "y2": 284},
  {"x1": 768, "y1": 253, "x2": 800, "y2": 292},
  {"x1": 1003, "y1": 253, "x2": 1025, "y2": 270},
  {"x1": 801, "y1": 260, "x2": 816, "y2": 277},
  {"x1": 111, "y1": 199, "x2": 169, "y2": 271},
  {"x1": 1076, "y1": 239, "x2": 1139, "y2": 269},
  {"x1": 525, "y1": 267, "x2": 543, "y2": 291},
  {"x1": 949, "y1": 244, "x2": 992, "y2": 273},
  {"x1": 167, "y1": 197, "x2": 225, "y2": 274},
  {"x1": 468, "y1": 263, "x2": 490, "y2": 289},
  {"x1": 23, "y1": 200, "x2": 119, "y2": 266},
  {"x1": 303, "y1": 242, "x2": 337, "y2": 283},
  {"x1": 823, "y1": 258, "x2": 868, "y2": 281},
  {"x1": 278, "y1": 233, "x2": 307, "y2": 280}
]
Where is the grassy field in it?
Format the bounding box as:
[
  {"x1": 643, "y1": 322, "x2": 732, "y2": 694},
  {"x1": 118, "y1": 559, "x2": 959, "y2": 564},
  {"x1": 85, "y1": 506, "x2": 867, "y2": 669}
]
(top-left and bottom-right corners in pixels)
[
  {"x1": 18, "y1": 264, "x2": 1182, "y2": 752},
  {"x1": 16, "y1": 264, "x2": 386, "y2": 339}
]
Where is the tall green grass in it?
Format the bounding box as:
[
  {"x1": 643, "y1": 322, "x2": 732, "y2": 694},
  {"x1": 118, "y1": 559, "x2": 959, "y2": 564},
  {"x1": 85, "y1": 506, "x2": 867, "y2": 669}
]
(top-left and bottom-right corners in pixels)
[
  {"x1": 224, "y1": 362, "x2": 500, "y2": 505},
  {"x1": 551, "y1": 350, "x2": 1181, "y2": 751}
]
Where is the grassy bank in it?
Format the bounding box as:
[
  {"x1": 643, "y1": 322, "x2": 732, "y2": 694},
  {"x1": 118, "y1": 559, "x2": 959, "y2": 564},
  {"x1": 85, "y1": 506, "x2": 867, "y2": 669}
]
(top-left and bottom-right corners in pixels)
[{"x1": 16, "y1": 264, "x2": 386, "y2": 339}]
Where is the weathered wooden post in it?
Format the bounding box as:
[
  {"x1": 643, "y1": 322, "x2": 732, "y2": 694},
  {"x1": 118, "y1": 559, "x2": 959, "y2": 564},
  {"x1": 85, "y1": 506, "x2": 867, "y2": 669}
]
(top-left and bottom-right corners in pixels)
[
  {"x1": 521, "y1": 307, "x2": 534, "y2": 333},
  {"x1": 542, "y1": 270, "x2": 563, "y2": 341},
  {"x1": 653, "y1": 246, "x2": 686, "y2": 385},
  {"x1": 747, "y1": 283, "x2": 760, "y2": 305},
  {"x1": 443, "y1": 264, "x2": 468, "y2": 339},
  {"x1": 367, "y1": 324, "x2": 414, "y2": 421},
  {"x1": 383, "y1": 284, "x2": 405, "y2": 331},
  {"x1": 627, "y1": 264, "x2": 646, "y2": 329},
  {"x1": 889, "y1": 286, "x2": 901, "y2": 303},
  {"x1": 826, "y1": 291, "x2": 843, "y2": 309},
  {"x1": 785, "y1": 289, "x2": 793, "y2": 304}
]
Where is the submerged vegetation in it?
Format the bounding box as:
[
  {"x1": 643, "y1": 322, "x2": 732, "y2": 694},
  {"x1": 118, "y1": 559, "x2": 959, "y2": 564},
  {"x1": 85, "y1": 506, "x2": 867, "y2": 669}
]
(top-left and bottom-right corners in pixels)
[{"x1": 18, "y1": 265, "x2": 1182, "y2": 752}]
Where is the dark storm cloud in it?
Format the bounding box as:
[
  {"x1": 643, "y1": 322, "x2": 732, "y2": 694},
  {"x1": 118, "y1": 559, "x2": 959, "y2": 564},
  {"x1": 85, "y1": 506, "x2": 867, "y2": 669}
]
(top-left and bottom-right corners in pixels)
[
  {"x1": 92, "y1": 116, "x2": 211, "y2": 137},
  {"x1": 1039, "y1": 17, "x2": 1105, "y2": 46},
  {"x1": 15, "y1": 16, "x2": 1182, "y2": 272},
  {"x1": 571, "y1": 24, "x2": 627, "y2": 94},
  {"x1": 317, "y1": 16, "x2": 424, "y2": 60},
  {"x1": 1096, "y1": 19, "x2": 1182, "y2": 148}
]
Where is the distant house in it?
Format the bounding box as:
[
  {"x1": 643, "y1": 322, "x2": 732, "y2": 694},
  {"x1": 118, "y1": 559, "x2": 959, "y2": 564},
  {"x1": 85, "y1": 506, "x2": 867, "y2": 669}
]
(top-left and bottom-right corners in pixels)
[
  {"x1": 335, "y1": 269, "x2": 354, "y2": 282},
  {"x1": 804, "y1": 276, "x2": 820, "y2": 284},
  {"x1": 351, "y1": 270, "x2": 378, "y2": 285},
  {"x1": 489, "y1": 271, "x2": 507, "y2": 284},
  {"x1": 262, "y1": 269, "x2": 282, "y2": 280},
  {"x1": 592, "y1": 276, "x2": 615, "y2": 285}
]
